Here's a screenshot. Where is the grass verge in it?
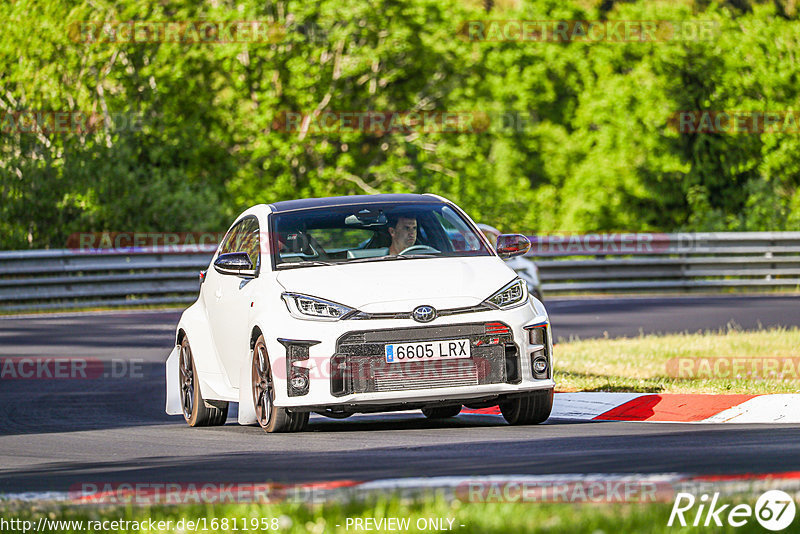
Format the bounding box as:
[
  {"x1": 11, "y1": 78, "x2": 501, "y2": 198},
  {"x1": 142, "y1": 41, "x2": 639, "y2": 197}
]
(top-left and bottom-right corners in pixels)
[
  {"x1": 0, "y1": 497, "x2": 776, "y2": 533},
  {"x1": 555, "y1": 326, "x2": 800, "y2": 394}
]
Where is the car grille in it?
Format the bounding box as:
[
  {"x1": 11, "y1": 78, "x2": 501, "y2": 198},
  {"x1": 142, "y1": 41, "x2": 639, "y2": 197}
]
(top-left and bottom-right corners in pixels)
[
  {"x1": 373, "y1": 359, "x2": 480, "y2": 392},
  {"x1": 330, "y1": 322, "x2": 519, "y2": 397}
]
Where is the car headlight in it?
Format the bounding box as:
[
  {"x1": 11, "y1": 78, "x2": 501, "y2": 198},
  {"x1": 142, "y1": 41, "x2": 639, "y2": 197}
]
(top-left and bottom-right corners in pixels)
[
  {"x1": 281, "y1": 293, "x2": 356, "y2": 321},
  {"x1": 483, "y1": 278, "x2": 528, "y2": 309}
]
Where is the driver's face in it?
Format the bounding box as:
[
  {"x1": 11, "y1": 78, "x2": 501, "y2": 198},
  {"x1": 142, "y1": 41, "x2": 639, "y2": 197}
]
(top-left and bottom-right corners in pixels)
[{"x1": 389, "y1": 217, "x2": 417, "y2": 251}]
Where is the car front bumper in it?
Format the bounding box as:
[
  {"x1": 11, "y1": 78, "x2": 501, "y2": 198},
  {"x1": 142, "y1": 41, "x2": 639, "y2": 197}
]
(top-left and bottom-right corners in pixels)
[{"x1": 265, "y1": 299, "x2": 554, "y2": 410}]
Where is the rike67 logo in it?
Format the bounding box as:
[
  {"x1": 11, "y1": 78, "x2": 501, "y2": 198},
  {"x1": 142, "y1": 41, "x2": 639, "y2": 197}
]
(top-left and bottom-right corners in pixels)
[{"x1": 668, "y1": 490, "x2": 796, "y2": 531}]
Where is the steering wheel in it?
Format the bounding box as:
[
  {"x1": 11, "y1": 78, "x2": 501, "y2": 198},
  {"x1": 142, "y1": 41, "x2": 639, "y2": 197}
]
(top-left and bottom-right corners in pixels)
[{"x1": 399, "y1": 244, "x2": 440, "y2": 255}]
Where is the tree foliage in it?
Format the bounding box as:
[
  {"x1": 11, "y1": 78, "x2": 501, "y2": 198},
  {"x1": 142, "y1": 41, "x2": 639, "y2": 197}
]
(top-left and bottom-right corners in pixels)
[{"x1": 2, "y1": 0, "x2": 799, "y2": 249}]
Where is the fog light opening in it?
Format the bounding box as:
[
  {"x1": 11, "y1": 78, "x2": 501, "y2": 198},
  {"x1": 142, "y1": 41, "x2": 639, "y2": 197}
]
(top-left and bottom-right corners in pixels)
[
  {"x1": 290, "y1": 375, "x2": 308, "y2": 391},
  {"x1": 533, "y1": 357, "x2": 548, "y2": 374}
]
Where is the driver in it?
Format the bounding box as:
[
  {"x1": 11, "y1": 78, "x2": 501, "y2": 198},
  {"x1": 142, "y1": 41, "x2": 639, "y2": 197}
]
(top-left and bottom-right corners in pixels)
[{"x1": 388, "y1": 216, "x2": 417, "y2": 255}]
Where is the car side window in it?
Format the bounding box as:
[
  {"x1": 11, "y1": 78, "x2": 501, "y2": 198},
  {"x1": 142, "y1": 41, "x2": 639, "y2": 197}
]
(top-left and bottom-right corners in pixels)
[
  {"x1": 237, "y1": 218, "x2": 260, "y2": 270},
  {"x1": 218, "y1": 217, "x2": 260, "y2": 270},
  {"x1": 219, "y1": 220, "x2": 245, "y2": 256}
]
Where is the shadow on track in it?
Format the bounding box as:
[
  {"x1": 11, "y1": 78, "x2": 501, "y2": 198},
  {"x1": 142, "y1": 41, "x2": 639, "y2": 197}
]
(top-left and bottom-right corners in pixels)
[
  {"x1": 0, "y1": 363, "x2": 173, "y2": 436},
  {"x1": 4, "y1": 423, "x2": 800, "y2": 494}
]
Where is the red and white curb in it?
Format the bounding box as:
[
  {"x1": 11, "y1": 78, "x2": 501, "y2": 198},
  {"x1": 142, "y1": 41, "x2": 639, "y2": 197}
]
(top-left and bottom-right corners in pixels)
[{"x1": 463, "y1": 393, "x2": 800, "y2": 423}]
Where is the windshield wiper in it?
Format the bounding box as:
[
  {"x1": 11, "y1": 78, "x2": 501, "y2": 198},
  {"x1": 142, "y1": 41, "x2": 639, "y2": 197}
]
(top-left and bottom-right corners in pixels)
[
  {"x1": 382, "y1": 253, "x2": 439, "y2": 260},
  {"x1": 345, "y1": 256, "x2": 398, "y2": 264},
  {"x1": 345, "y1": 254, "x2": 438, "y2": 264},
  {"x1": 276, "y1": 260, "x2": 335, "y2": 269}
]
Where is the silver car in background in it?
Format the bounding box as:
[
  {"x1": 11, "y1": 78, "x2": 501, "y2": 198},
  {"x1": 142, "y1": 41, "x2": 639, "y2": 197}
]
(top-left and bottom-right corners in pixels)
[{"x1": 478, "y1": 224, "x2": 543, "y2": 302}]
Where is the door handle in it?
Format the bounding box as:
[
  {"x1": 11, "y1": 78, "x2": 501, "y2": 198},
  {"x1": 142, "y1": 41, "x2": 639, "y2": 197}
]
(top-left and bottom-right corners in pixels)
[{"x1": 215, "y1": 288, "x2": 223, "y2": 299}]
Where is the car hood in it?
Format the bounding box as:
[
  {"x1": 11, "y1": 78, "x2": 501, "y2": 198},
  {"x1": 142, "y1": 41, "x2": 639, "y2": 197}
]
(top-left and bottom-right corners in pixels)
[{"x1": 275, "y1": 256, "x2": 516, "y2": 312}]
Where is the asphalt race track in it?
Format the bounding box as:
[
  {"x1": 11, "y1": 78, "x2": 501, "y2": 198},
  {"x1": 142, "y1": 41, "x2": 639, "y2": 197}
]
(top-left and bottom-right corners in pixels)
[{"x1": 1, "y1": 295, "x2": 800, "y2": 494}]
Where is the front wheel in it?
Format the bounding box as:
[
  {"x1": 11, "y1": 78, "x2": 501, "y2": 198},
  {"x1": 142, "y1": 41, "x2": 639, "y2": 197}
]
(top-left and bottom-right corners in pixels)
[
  {"x1": 179, "y1": 337, "x2": 228, "y2": 427},
  {"x1": 252, "y1": 335, "x2": 308, "y2": 433},
  {"x1": 500, "y1": 389, "x2": 553, "y2": 425}
]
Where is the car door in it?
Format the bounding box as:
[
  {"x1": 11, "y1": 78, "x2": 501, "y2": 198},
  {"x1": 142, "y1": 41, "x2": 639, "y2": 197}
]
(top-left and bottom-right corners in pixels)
[{"x1": 206, "y1": 216, "x2": 261, "y2": 388}]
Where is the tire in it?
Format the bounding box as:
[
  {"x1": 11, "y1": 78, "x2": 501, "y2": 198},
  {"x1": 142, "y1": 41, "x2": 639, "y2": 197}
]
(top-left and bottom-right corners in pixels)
[
  {"x1": 179, "y1": 337, "x2": 228, "y2": 427},
  {"x1": 500, "y1": 389, "x2": 553, "y2": 425},
  {"x1": 252, "y1": 335, "x2": 309, "y2": 433},
  {"x1": 531, "y1": 288, "x2": 544, "y2": 302},
  {"x1": 422, "y1": 405, "x2": 462, "y2": 419}
]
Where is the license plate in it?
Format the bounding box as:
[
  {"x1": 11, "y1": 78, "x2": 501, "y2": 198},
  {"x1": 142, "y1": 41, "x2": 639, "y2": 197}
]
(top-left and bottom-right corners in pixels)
[{"x1": 384, "y1": 339, "x2": 470, "y2": 364}]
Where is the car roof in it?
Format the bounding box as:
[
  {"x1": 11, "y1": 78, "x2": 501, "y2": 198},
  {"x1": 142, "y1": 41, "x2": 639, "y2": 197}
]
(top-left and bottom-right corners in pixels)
[{"x1": 268, "y1": 194, "x2": 444, "y2": 213}]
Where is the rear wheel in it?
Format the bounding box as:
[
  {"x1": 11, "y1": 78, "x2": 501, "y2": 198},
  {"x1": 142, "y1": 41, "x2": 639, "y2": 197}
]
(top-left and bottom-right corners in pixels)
[
  {"x1": 179, "y1": 337, "x2": 228, "y2": 427},
  {"x1": 252, "y1": 335, "x2": 308, "y2": 433},
  {"x1": 500, "y1": 389, "x2": 553, "y2": 425},
  {"x1": 421, "y1": 405, "x2": 462, "y2": 419}
]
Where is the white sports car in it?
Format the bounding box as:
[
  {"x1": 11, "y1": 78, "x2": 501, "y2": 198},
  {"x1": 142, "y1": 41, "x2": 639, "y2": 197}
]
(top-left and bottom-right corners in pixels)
[{"x1": 166, "y1": 194, "x2": 554, "y2": 432}]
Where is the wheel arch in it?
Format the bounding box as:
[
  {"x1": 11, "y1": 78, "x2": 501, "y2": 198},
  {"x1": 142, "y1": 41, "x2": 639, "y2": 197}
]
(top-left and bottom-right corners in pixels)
[
  {"x1": 237, "y1": 323, "x2": 266, "y2": 426},
  {"x1": 177, "y1": 328, "x2": 187, "y2": 347},
  {"x1": 250, "y1": 325, "x2": 264, "y2": 350},
  {"x1": 175, "y1": 305, "x2": 234, "y2": 402}
]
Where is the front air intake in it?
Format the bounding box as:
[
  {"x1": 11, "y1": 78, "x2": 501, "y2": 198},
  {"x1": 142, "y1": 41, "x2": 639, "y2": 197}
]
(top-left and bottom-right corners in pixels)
[{"x1": 330, "y1": 322, "x2": 520, "y2": 397}]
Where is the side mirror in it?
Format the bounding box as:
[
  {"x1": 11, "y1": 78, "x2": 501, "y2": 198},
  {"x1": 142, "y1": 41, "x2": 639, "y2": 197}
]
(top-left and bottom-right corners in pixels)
[
  {"x1": 496, "y1": 234, "x2": 531, "y2": 258},
  {"x1": 214, "y1": 252, "x2": 256, "y2": 277}
]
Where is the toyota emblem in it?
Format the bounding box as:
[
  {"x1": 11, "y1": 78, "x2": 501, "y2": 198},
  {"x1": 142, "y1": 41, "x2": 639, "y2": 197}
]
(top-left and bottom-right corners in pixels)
[{"x1": 412, "y1": 305, "x2": 437, "y2": 323}]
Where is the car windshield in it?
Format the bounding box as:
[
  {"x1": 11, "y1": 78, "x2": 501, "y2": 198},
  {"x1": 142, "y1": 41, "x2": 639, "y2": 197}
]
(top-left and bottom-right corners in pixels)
[{"x1": 271, "y1": 202, "x2": 491, "y2": 269}]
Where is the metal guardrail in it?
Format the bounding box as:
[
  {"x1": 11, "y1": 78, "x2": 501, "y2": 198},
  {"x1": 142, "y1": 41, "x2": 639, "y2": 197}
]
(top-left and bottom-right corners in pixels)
[
  {"x1": 0, "y1": 246, "x2": 214, "y2": 311},
  {"x1": 0, "y1": 232, "x2": 799, "y2": 311},
  {"x1": 531, "y1": 232, "x2": 800, "y2": 293}
]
